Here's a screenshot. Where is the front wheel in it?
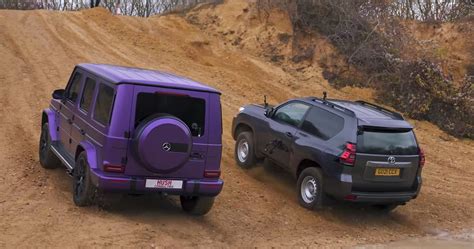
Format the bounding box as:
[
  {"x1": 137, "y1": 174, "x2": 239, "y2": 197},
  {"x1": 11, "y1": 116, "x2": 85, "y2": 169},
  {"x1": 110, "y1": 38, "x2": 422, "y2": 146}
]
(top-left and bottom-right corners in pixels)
[
  {"x1": 180, "y1": 196, "x2": 215, "y2": 216},
  {"x1": 297, "y1": 167, "x2": 325, "y2": 210},
  {"x1": 73, "y1": 152, "x2": 96, "y2": 206},
  {"x1": 234, "y1": 131, "x2": 257, "y2": 168}
]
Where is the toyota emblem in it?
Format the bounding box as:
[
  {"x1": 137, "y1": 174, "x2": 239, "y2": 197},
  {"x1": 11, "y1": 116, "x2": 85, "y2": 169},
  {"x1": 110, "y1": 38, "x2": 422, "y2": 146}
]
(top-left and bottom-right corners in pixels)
[
  {"x1": 162, "y1": 142, "x2": 171, "y2": 152},
  {"x1": 388, "y1": 156, "x2": 396, "y2": 164}
]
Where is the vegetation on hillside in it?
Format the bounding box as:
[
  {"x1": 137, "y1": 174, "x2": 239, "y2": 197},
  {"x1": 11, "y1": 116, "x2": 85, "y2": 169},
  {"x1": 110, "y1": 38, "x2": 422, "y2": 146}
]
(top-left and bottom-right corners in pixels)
[{"x1": 257, "y1": 0, "x2": 473, "y2": 138}]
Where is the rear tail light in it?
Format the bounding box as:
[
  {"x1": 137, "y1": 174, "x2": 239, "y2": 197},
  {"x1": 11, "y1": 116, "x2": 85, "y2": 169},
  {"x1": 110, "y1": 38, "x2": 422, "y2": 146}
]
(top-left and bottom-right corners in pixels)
[
  {"x1": 340, "y1": 142, "x2": 356, "y2": 166},
  {"x1": 419, "y1": 148, "x2": 425, "y2": 167},
  {"x1": 204, "y1": 170, "x2": 221, "y2": 178},
  {"x1": 104, "y1": 164, "x2": 125, "y2": 173},
  {"x1": 344, "y1": 194, "x2": 358, "y2": 201}
]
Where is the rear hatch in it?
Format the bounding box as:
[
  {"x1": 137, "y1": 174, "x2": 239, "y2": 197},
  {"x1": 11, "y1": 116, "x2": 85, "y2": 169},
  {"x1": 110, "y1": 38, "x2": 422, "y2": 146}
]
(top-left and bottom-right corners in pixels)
[
  {"x1": 351, "y1": 128, "x2": 420, "y2": 192},
  {"x1": 124, "y1": 84, "x2": 221, "y2": 179}
]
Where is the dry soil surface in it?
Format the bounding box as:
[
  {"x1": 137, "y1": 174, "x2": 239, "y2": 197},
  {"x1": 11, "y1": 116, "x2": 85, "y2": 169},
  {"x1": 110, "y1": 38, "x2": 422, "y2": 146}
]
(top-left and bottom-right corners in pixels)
[{"x1": 0, "y1": 2, "x2": 473, "y2": 248}]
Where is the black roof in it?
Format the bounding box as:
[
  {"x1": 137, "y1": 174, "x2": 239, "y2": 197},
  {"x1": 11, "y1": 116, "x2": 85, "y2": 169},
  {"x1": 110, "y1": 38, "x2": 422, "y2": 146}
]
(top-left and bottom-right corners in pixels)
[{"x1": 302, "y1": 97, "x2": 412, "y2": 129}]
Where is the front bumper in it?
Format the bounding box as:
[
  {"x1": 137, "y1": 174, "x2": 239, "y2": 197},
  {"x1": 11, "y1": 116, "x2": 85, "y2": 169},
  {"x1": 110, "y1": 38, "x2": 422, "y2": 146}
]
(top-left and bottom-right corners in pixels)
[
  {"x1": 325, "y1": 174, "x2": 422, "y2": 204},
  {"x1": 89, "y1": 169, "x2": 224, "y2": 197}
]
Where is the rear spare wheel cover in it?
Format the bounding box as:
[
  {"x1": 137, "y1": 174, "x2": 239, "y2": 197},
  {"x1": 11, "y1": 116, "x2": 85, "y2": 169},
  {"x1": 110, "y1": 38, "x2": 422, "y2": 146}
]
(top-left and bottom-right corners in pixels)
[{"x1": 135, "y1": 117, "x2": 192, "y2": 173}]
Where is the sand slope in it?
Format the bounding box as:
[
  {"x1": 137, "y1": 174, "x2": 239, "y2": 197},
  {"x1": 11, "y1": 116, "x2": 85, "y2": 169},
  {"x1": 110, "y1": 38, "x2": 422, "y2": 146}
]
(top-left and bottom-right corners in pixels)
[{"x1": 0, "y1": 2, "x2": 473, "y2": 248}]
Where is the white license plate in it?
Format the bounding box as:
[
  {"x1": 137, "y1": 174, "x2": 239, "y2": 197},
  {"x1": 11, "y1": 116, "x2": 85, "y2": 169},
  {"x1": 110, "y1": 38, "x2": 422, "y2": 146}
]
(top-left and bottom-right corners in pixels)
[{"x1": 145, "y1": 179, "x2": 183, "y2": 189}]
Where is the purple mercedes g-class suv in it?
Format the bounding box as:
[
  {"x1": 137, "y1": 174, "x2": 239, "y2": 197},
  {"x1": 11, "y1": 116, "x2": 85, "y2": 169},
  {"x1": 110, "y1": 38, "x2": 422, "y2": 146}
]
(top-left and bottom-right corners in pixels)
[{"x1": 39, "y1": 64, "x2": 223, "y2": 215}]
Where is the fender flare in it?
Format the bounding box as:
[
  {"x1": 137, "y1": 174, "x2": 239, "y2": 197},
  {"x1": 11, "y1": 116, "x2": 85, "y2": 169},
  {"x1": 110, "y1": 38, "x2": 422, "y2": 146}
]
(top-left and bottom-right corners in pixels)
[
  {"x1": 233, "y1": 121, "x2": 255, "y2": 140},
  {"x1": 42, "y1": 108, "x2": 59, "y2": 141},
  {"x1": 77, "y1": 140, "x2": 99, "y2": 171}
]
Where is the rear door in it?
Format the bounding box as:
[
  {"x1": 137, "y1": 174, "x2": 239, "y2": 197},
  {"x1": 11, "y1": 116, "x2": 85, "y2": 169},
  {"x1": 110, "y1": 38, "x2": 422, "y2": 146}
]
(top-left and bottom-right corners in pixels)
[
  {"x1": 71, "y1": 76, "x2": 98, "y2": 156},
  {"x1": 125, "y1": 85, "x2": 210, "y2": 179},
  {"x1": 352, "y1": 129, "x2": 420, "y2": 192}
]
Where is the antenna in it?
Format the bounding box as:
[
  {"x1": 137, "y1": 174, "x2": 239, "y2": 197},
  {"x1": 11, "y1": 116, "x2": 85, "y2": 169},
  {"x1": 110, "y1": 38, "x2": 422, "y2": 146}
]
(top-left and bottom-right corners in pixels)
[
  {"x1": 264, "y1": 95, "x2": 268, "y2": 108},
  {"x1": 323, "y1": 91, "x2": 327, "y2": 101}
]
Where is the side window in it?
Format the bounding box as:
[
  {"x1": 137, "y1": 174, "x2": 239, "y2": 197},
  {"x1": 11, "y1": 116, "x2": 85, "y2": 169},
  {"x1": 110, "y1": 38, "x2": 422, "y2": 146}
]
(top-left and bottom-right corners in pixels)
[
  {"x1": 65, "y1": 72, "x2": 83, "y2": 103},
  {"x1": 93, "y1": 84, "x2": 115, "y2": 126},
  {"x1": 301, "y1": 107, "x2": 344, "y2": 140},
  {"x1": 80, "y1": 78, "x2": 96, "y2": 112},
  {"x1": 273, "y1": 102, "x2": 310, "y2": 127}
]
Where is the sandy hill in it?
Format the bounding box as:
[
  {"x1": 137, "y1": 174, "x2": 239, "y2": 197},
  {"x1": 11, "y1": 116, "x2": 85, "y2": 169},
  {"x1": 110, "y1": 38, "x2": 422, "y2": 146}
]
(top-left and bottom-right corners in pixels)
[{"x1": 0, "y1": 1, "x2": 472, "y2": 247}]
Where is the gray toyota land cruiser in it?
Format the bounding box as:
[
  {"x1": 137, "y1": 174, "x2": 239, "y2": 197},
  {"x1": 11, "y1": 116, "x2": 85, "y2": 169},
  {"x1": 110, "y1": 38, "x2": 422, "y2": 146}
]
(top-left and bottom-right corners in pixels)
[{"x1": 232, "y1": 97, "x2": 425, "y2": 212}]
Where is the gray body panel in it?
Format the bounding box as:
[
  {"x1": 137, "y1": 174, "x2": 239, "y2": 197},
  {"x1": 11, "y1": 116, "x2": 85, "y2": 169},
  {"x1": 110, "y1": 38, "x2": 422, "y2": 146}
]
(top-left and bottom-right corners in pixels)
[{"x1": 232, "y1": 98, "x2": 423, "y2": 204}]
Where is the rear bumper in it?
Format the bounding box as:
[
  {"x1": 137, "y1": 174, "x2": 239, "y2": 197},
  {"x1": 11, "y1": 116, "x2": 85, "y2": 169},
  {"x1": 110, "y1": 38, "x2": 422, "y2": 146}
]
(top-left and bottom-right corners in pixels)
[
  {"x1": 325, "y1": 174, "x2": 422, "y2": 204},
  {"x1": 89, "y1": 169, "x2": 224, "y2": 197},
  {"x1": 346, "y1": 191, "x2": 418, "y2": 203}
]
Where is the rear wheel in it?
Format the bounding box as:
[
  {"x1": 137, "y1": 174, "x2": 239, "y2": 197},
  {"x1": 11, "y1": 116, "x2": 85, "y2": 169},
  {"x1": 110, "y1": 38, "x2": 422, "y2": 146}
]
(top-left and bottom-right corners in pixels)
[
  {"x1": 39, "y1": 123, "x2": 60, "y2": 169},
  {"x1": 235, "y1": 131, "x2": 257, "y2": 168},
  {"x1": 180, "y1": 196, "x2": 215, "y2": 216},
  {"x1": 73, "y1": 152, "x2": 96, "y2": 206},
  {"x1": 297, "y1": 167, "x2": 325, "y2": 210}
]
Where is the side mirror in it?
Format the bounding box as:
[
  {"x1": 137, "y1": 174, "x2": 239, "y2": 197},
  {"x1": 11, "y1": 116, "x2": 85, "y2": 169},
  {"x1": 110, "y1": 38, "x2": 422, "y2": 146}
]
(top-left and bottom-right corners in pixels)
[
  {"x1": 52, "y1": 89, "x2": 65, "y2": 100},
  {"x1": 264, "y1": 107, "x2": 274, "y2": 117}
]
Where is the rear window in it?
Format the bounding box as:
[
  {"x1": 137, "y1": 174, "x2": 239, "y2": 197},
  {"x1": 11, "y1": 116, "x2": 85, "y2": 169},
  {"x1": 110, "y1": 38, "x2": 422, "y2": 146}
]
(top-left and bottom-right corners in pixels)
[
  {"x1": 301, "y1": 107, "x2": 344, "y2": 140},
  {"x1": 93, "y1": 84, "x2": 115, "y2": 126},
  {"x1": 135, "y1": 93, "x2": 205, "y2": 137},
  {"x1": 357, "y1": 130, "x2": 418, "y2": 155}
]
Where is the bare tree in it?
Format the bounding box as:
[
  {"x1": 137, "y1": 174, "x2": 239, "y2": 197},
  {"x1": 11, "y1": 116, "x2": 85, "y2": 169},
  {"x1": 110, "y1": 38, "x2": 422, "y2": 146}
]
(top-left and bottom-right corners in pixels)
[
  {"x1": 0, "y1": 0, "x2": 223, "y2": 16},
  {"x1": 90, "y1": 0, "x2": 100, "y2": 8}
]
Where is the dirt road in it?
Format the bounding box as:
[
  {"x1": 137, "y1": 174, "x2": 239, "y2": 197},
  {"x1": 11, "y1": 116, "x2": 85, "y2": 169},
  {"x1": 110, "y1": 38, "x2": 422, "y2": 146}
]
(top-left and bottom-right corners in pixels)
[{"x1": 0, "y1": 2, "x2": 473, "y2": 248}]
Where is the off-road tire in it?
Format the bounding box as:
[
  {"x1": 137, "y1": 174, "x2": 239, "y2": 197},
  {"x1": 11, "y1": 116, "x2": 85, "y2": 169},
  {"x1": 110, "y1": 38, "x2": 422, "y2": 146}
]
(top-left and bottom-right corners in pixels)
[
  {"x1": 73, "y1": 152, "x2": 96, "y2": 206},
  {"x1": 234, "y1": 131, "x2": 257, "y2": 168},
  {"x1": 39, "y1": 123, "x2": 61, "y2": 169},
  {"x1": 297, "y1": 167, "x2": 325, "y2": 210},
  {"x1": 180, "y1": 196, "x2": 215, "y2": 216}
]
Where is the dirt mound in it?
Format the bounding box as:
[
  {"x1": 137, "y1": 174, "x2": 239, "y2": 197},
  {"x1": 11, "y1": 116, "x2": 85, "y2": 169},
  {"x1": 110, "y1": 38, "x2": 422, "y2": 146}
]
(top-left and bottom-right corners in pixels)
[{"x1": 0, "y1": 1, "x2": 473, "y2": 248}]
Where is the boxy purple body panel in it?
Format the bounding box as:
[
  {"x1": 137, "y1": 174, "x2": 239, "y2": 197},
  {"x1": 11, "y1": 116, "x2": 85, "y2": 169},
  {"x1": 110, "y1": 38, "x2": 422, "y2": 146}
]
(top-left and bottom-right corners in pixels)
[{"x1": 43, "y1": 64, "x2": 223, "y2": 197}]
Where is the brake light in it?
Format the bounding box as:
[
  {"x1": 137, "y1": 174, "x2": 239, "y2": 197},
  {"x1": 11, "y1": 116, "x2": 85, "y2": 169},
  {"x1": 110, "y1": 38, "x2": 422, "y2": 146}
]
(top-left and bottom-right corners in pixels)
[
  {"x1": 344, "y1": 194, "x2": 358, "y2": 201},
  {"x1": 204, "y1": 170, "x2": 221, "y2": 178},
  {"x1": 419, "y1": 148, "x2": 425, "y2": 167},
  {"x1": 104, "y1": 164, "x2": 125, "y2": 173},
  {"x1": 340, "y1": 142, "x2": 356, "y2": 166}
]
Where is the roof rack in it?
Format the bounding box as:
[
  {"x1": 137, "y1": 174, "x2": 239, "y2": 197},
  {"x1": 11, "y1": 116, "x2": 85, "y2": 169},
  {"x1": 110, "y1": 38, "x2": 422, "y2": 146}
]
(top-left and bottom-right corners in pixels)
[
  {"x1": 309, "y1": 97, "x2": 356, "y2": 117},
  {"x1": 355, "y1": 100, "x2": 404, "y2": 120}
]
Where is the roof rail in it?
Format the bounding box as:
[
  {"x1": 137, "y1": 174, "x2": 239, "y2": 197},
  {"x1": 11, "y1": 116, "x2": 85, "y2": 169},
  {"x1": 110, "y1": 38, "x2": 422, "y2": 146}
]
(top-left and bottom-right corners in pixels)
[
  {"x1": 355, "y1": 101, "x2": 404, "y2": 120},
  {"x1": 309, "y1": 97, "x2": 356, "y2": 117}
]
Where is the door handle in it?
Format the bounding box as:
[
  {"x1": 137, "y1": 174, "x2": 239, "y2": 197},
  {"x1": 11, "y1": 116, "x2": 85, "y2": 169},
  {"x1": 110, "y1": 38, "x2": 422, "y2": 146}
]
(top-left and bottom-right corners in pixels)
[{"x1": 285, "y1": 132, "x2": 293, "y2": 138}]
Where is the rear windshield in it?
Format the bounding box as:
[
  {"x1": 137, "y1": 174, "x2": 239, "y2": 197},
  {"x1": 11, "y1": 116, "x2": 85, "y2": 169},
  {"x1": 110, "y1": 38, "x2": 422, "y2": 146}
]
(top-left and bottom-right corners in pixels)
[
  {"x1": 135, "y1": 92, "x2": 205, "y2": 137},
  {"x1": 357, "y1": 130, "x2": 418, "y2": 155}
]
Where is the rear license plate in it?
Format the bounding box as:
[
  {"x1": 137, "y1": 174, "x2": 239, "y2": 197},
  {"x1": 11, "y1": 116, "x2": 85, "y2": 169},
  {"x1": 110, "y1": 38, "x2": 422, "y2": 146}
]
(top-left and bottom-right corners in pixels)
[
  {"x1": 145, "y1": 179, "x2": 183, "y2": 189},
  {"x1": 375, "y1": 168, "x2": 400, "y2": 176}
]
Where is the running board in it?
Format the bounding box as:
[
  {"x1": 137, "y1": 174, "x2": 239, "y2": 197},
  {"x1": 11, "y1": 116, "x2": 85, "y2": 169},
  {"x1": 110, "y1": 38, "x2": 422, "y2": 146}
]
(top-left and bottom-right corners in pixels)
[{"x1": 50, "y1": 143, "x2": 74, "y2": 175}]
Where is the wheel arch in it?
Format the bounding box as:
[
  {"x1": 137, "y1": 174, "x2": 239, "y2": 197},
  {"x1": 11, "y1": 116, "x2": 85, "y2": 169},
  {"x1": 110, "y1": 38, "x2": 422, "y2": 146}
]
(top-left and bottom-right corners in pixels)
[
  {"x1": 296, "y1": 159, "x2": 322, "y2": 178},
  {"x1": 75, "y1": 141, "x2": 99, "y2": 171},
  {"x1": 42, "y1": 109, "x2": 59, "y2": 141},
  {"x1": 233, "y1": 122, "x2": 254, "y2": 139}
]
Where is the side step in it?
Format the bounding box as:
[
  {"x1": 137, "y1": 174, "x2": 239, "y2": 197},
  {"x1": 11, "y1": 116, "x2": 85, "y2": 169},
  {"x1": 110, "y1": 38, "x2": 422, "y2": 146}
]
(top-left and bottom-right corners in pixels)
[{"x1": 50, "y1": 143, "x2": 75, "y2": 176}]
